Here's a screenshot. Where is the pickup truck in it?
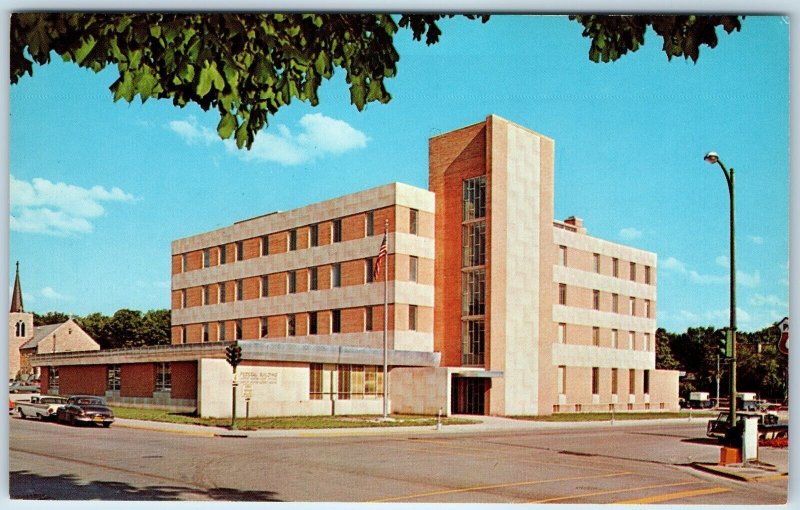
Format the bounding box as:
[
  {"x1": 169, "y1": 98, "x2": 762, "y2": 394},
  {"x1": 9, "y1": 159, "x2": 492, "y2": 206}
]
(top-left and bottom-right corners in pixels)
[
  {"x1": 15, "y1": 396, "x2": 69, "y2": 420},
  {"x1": 706, "y1": 411, "x2": 787, "y2": 442}
]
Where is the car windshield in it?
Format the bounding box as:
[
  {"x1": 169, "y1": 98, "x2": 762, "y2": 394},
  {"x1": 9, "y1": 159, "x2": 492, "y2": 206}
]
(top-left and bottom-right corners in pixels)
[{"x1": 74, "y1": 398, "x2": 104, "y2": 405}]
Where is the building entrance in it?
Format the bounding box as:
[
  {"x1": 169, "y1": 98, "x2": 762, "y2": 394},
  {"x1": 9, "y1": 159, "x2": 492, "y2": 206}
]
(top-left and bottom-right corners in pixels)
[{"x1": 451, "y1": 376, "x2": 487, "y2": 415}]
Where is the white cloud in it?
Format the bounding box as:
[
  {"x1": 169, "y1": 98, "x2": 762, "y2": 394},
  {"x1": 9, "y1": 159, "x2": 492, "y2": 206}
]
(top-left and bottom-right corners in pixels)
[
  {"x1": 660, "y1": 255, "x2": 759, "y2": 288},
  {"x1": 618, "y1": 227, "x2": 642, "y2": 240},
  {"x1": 10, "y1": 175, "x2": 136, "y2": 236},
  {"x1": 41, "y1": 287, "x2": 72, "y2": 301},
  {"x1": 661, "y1": 257, "x2": 687, "y2": 272},
  {"x1": 736, "y1": 270, "x2": 761, "y2": 288},
  {"x1": 747, "y1": 235, "x2": 764, "y2": 245},
  {"x1": 715, "y1": 256, "x2": 729, "y2": 268},
  {"x1": 172, "y1": 113, "x2": 368, "y2": 166},
  {"x1": 749, "y1": 294, "x2": 788, "y2": 308}
]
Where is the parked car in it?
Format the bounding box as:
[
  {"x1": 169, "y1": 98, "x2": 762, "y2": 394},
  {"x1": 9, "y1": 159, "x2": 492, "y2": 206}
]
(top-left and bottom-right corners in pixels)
[
  {"x1": 8, "y1": 398, "x2": 14, "y2": 415},
  {"x1": 9, "y1": 381, "x2": 39, "y2": 394},
  {"x1": 16, "y1": 396, "x2": 69, "y2": 420},
  {"x1": 706, "y1": 411, "x2": 786, "y2": 442},
  {"x1": 56, "y1": 395, "x2": 115, "y2": 427}
]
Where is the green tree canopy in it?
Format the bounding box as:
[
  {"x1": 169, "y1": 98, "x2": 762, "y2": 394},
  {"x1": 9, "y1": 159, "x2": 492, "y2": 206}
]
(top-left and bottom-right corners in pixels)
[
  {"x1": 11, "y1": 14, "x2": 742, "y2": 149},
  {"x1": 33, "y1": 311, "x2": 72, "y2": 326}
]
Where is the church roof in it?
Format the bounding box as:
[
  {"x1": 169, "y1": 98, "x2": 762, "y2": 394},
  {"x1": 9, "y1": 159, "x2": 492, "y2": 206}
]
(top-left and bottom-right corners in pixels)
[
  {"x1": 10, "y1": 261, "x2": 24, "y2": 313},
  {"x1": 21, "y1": 323, "x2": 63, "y2": 350}
]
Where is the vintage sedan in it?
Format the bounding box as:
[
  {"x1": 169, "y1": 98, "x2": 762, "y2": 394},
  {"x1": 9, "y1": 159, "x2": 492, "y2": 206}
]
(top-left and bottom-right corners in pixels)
[
  {"x1": 56, "y1": 395, "x2": 115, "y2": 427},
  {"x1": 16, "y1": 395, "x2": 69, "y2": 420}
]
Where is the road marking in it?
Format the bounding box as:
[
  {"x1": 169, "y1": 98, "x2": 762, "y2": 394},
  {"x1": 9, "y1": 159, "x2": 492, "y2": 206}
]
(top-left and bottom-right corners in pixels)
[
  {"x1": 755, "y1": 473, "x2": 788, "y2": 482},
  {"x1": 368, "y1": 471, "x2": 630, "y2": 503},
  {"x1": 615, "y1": 486, "x2": 731, "y2": 504},
  {"x1": 528, "y1": 480, "x2": 698, "y2": 503}
]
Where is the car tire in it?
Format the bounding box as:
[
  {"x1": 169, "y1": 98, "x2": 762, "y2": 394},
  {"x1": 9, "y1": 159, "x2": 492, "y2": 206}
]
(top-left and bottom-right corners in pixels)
[
  {"x1": 68, "y1": 414, "x2": 75, "y2": 426},
  {"x1": 18, "y1": 409, "x2": 26, "y2": 419},
  {"x1": 102, "y1": 423, "x2": 111, "y2": 428}
]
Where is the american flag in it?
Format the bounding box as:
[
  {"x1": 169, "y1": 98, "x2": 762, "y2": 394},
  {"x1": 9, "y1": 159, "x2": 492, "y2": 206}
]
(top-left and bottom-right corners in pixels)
[{"x1": 373, "y1": 233, "x2": 388, "y2": 280}]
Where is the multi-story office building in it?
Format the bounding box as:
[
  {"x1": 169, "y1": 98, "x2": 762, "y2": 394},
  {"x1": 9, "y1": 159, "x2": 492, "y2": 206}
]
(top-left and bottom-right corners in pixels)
[{"x1": 27, "y1": 115, "x2": 678, "y2": 417}]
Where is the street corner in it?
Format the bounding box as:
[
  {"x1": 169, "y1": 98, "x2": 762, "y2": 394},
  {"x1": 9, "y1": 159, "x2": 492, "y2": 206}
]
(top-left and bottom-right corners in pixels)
[{"x1": 691, "y1": 461, "x2": 787, "y2": 482}]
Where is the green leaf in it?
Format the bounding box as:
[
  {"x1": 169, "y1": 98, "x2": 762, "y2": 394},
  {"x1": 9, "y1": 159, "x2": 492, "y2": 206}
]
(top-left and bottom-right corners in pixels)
[
  {"x1": 217, "y1": 112, "x2": 237, "y2": 139},
  {"x1": 74, "y1": 36, "x2": 98, "y2": 64},
  {"x1": 197, "y1": 63, "x2": 212, "y2": 97}
]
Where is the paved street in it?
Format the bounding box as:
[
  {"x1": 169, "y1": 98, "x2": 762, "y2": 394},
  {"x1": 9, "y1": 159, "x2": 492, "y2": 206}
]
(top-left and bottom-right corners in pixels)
[{"x1": 9, "y1": 415, "x2": 788, "y2": 503}]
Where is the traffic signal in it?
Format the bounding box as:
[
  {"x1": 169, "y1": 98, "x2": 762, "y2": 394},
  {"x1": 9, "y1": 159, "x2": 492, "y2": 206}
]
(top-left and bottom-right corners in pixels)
[
  {"x1": 716, "y1": 328, "x2": 731, "y2": 358},
  {"x1": 225, "y1": 342, "x2": 242, "y2": 369}
]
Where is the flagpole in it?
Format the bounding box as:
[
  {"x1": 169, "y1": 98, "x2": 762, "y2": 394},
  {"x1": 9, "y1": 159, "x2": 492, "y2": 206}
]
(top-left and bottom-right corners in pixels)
[{"x1": 382, "y1": 219, "x2": 389, "y2": 419}]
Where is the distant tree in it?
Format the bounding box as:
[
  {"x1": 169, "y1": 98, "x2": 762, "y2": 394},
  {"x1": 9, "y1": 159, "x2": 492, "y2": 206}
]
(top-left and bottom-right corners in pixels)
[
  {"x1": 11, "y1": 14, "x2": 741, "y2": 150},
  {"x1": 139, "y1": 309, "x2": 171, "y2": 346},
  {"x1": 33, "y1": 311, "x2": 71, "y2": 326},
  {"x1": 76, "y1": 312, "x2": 112, "y2": 349},
  {"x1": 655, "y1": 328, "x2": 680, "y2": 370}
]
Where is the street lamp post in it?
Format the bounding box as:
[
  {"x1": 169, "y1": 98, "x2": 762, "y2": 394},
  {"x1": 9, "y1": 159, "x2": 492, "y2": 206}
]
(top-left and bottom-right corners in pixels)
[{"x1": 704, "y1": 151, "x2": 737, "y2": 428}]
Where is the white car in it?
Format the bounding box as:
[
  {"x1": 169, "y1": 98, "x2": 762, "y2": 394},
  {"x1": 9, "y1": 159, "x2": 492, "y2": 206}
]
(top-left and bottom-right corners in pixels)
[{"x1": 16, "y1": 396, "x2": 68, "y2": 420}]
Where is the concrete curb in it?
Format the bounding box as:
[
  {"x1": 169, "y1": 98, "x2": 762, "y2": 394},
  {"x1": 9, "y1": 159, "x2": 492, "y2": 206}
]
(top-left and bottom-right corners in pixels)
[{"x1": 690, "y1": 462, "x2": 787, "y2": 482}]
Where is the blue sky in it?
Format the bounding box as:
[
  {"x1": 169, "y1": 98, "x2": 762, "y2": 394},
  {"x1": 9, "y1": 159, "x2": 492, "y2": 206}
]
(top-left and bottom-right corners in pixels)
[{"x1": 7, "y1": 15, "x2": 790, "y2": 333}]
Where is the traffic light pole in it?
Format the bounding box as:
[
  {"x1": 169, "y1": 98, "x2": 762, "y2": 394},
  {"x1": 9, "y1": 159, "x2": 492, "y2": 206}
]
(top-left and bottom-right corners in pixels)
[{"x1": 231, "y1": 367, "x2": 238, "y2": 430}]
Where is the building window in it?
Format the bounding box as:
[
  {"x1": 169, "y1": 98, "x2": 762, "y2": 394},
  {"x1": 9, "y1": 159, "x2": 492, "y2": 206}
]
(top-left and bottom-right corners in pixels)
[
  {"x1": 611, "y1": 368, "x2": 618, "y2": 395},
  {"x1": 463, "y1": 176, "x2": 487, "y2": 220},
  {"x1": 261, "y1": 235, "x2": 269, "y2": 256},
  {"x1": 219, "y1": 283, "x2": 227, "y2": 303},
  {"x1": 644, "y1": 333, "x2": 651, "y2": 351},
  {"x1": 332, "y1": 263, "x2": 341, "y2": 288},
  {"x1": 202, "y1": 323, "x2": 209, "y2": 342},
  {"x1": 462, "y1": 223, "x2": 486, "y2": 267},
  {"x1": 628, "y1": 331, "x2": 635, "y2": 350},
  {"x1": 409, "y1": 305, "x2": 417, "y2": 331},
  {"x1": 107, "y1": 365, "x2": 121, "y2": 391},
  {"x1": 310, "y1": 224, "x2": 319, "y2": 247},
  {"x1": 365, "y1": 211, "x2": 374, "y2": 236},
  {"x1": 203, "y1": 248, "x2": 211, "y2": 268},
  {"x1": 592, "y1": 367, "x2": 600, "y2": 395},
  {"x1": 593, "y1": 253, "x2": 601, "y2": 273},
  {"x1": 593, "y1": 290, "x2": 600, "y2": 310},
  {"x1": 15, "y1": 320, "x2": 26, "y2": 337},
  {"x1": 559, "y1": 245, "x2": 567, "y2": 266},
  {"x1": 310, "y1": 363, "x2": 323, "y2": 400},
  {"x1": 260, "y1": 317, "x2": 268, "y2": 338},
  {"x1": 611, "y1": 329, "x2": 619, "y2": 349},
  {"x1": 261, "y1": 276, "x2": 269, "y2": 298},
  {"x1": 558, "y1": 323, "x2": 566, "y2": 344},
  {"x1": 181, "y1": 253, "x2": 187, "y2": 272},
  {"x1": 202, "y1": 285, "x2": 209, "y2": 305},
  {"x1": 629, "y1": 369, "x2": 636, "y2": 395},
  {"x1": 558, "y1": 284, "x2": 567, "y2": 305},
  {"x1": 155, "y1": 363, "x2": 171, "y2": 392},
  {"x1": 462, "y1": 270, "x2": 486, "y2": 316},
  {"x1": 219, "y1": 245, "x2": 227, "y2": 265},
  {"x1": 288, "y1": 271, "x2": 297, "y2": 294},
  {"x1": 462, "y1": 320, "x2": 485, "y2": 365},
  {"x1": 630, "y1": 262, "x2": 636, "y2": 281},
  {"x1": 592, "y1": 327, "x2": 600, "y2": 346},
  {"x1": 180, "y1": 289, "x2": 186, "y2": 308},
  {"x1": 289, "y1": 229, "x2": 298, "y2": 251},
  {"x1": 409, "y1": 256, "x2": 418, "y2": 282},
  {"x1": 557, "y1": 365, "x2": 566, "y2": 395},
  {"x1": 645, "y1": 265, "x2": 651, "y2": 284},
  {"x1": 612, "y1": 258, "x2": 619, "y2": 277},
  {"x1": 630, "y1": 297, "x2": 636, "y2": 316},
  {"x1": 645, "y1": 299, "x2": 651, "y2": 318},
  {"x1": 218, "y1": 322, "x2": 226, "y2": 341},
  {"x1": 180, "y1": 326, "x2": 186, "y2": 344},
  {"x1": 49, "y1": 367, "x2": 59, "y2": 391},
  {"x1": 309, "y1": 312, "x2": 318, "y2": 335},
  {"x1": 309, "y1": 267, "x2": 318, "y2": 291},
  {"x1": 236, "y1": 280, "x2": 243, "y2": 301},
  {"x1": 644, "y1": 370, "x2": 650, "y2": 395},
  {"x1": 337, "y1": 364, "x2": 352, "y2": 400},
  {"x1": 612, "y1": 293, "x2": 619, "y2": 313},
  {"x1": 332, "y1": 219, "x2": 342, "y2": 243},
  {"x1": 365, "y1": 307, "x2": 373, "y2": 332},
  {"x1": 287, "y1": 314, "x2": 296, "y2": 336},
  {"x1": 365, "y1": 259, "x2": 374, "y2": 284},
  {"x1": 409, "y1": 208, "x2": 418, "y2": 235},
  {"x1": 235, "y1": 320, "x2": 242, "y2": 340},
  {"x1": 331, "y1": 310, "x2": 341, "y2": 334},
  {"x1": 236, "y1": 241, "x2": 244, "y2": 261}
]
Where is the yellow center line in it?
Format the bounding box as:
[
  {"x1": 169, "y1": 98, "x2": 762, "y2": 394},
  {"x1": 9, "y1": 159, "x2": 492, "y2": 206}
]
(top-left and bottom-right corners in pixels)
[
  {"x1": 756, "y1": 473, "x2": 788, "y2": 482},
  {"x1": 616, "y1": 486, "x2": 731, "y2": 504},
  {"x1": 368, "y1": 471, "x2": 631, "y2": 503},
  {"x1": 396, "y1": 438, "x2": 620, "y2": 473},
  {"x1": 528, "y1": 480, "x2": 699, "y2": 503}
]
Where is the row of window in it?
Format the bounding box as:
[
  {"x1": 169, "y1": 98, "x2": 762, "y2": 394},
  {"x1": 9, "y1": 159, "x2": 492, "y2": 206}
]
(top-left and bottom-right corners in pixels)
[
  {"x1": 558, "y1": 246, "x2": 653, "y2": 285},
  {"x1": 557, "y1": 366, "x2": 651, "y2": 396},
  {"x1": 461, "y1": 176, "x2": 487, "y2": 367},
  {"x1": 177, "y1": 305, "x2": 420, "y2": 343},
  {"x1": 48, "y1": 364, "x2": 171, "y2": 393},
  {"x1": 557, "y1": 284, "x2": 653, "y2": 318},
  {"x1": 178, "y1": 208, "x2": 421, "y2": 273},
  {"x1": 556, "y1": 323, "x2": 652, "y2": 351},
  {"x1": 176, "y1": 257, "x2": 421, "y2": 309},
  {"x1": 309, "y1": 363, "x2": 384, "y2": 400}
]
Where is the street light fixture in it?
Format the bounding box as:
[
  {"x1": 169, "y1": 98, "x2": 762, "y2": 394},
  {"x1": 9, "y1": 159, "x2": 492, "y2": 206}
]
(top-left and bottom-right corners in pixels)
[{"x1": 704, "y1": 151, "x2": 737, "y2": 428}]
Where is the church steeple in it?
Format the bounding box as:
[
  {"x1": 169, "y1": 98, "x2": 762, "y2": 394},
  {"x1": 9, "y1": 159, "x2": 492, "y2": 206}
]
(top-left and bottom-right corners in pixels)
[{"x1": 10, "y1": 261, "x2": 24, "y2": 313}]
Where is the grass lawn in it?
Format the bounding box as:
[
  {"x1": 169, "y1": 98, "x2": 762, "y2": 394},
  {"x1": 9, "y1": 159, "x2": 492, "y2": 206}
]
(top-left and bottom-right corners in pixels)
[
  {"x1": 110, "y1": 406, "x2": 479, "y2": 429},
  {"x1": 510, "y1": 411, "x2": 717, "y2": 422}
]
